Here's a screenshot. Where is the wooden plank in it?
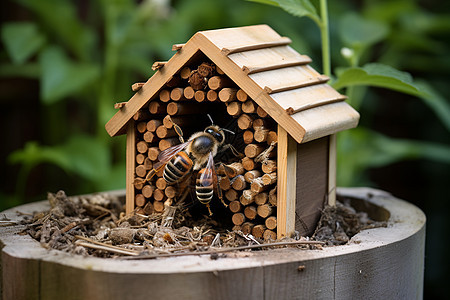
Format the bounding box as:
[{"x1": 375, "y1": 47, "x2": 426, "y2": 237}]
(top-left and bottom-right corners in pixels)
[
  {"x1": 221, "y1": 37, "x2": 292, "y2": 55},
  {"x1": 291, "y1": 102, "x2": 360, "y2": 143},
  {"x1": 249, "y1": 65, "x2": 322, "y2": 93},
  {"x1": 228, "y1": 45, "x2": 311, "y2": 74},
  {"x1": 328, "y1": 134, "x2": 337, "y2": 206},
  {"x1": 285, "y1": 95, "x2": 347, "y2": 115},
  {"x1": 277, "y1": 125, "x2": 297, "y2": 239},
  {"x1": 126, "y1": 121, "x2": 136, "y2": 214},
  {"x1": 295, "y1": 137, "x2": 329, "y2": 236}
]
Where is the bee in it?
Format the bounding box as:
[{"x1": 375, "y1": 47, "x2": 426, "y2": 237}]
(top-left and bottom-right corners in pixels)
[{"x1": 138, "y1": 122, "x2": 235, "y2": 215}]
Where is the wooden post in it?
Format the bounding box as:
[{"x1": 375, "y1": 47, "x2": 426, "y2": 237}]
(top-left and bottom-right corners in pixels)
[
  {"x1": 277, "y1": 125, "x2": 296, "y2": 239},
  {"x1": 126, "y1": 121, "x2": 136, "y2": 215},
  {"x1": 328, "y1": 134, "x2": 337, "y2": 206}
]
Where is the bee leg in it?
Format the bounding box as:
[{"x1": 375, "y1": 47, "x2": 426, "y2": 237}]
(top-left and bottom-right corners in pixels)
[{"x1": 206, "y1": 203, "x2": 213, "y2": 216}]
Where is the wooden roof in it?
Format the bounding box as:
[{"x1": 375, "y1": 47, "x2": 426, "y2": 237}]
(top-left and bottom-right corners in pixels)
[{"x1": 105, "y1": 25, "x2": 359, "y2": 143}]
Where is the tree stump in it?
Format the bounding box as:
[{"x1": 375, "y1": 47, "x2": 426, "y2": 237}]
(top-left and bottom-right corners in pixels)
[{"x1": 0, "y1": 188, "x2": 425, "y2": 300}]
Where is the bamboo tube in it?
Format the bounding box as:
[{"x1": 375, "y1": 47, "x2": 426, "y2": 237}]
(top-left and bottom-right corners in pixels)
[
  {"x1": 135, "y1": 194, "x2": 146, "y2": 207},
  {"x1": 244, "y1": 170, "x2": 262, "y2": 183},
  {"x1": 242, "y1": 100, "x2": 257, "y2": 114},
  {"x1": 231, "y1": 175, "x2": 246, "y2": 191},
  {"x1": 142, "y1": 185, "x2": 154, "y2": 198},
  {"x1": 164, "y1": 186, "x2": 177, "y2": 198},
  {"x1": 243, "y1": 130, "x2": 254, "y2": 144},
  {"x1": 188, "y1": 70, "x2": 207, "y2": 90},
  {"x1": 251, "y1": 178, "x2": 268, "y2": 193},
  {"x1": 147, "y1": 119, "x2": 163, "y2": 132},
  {"x1": 232, "y1": 213, "x2": 245, "y2": 226},
  {"x1": 133, "y1": 110, "x2": 151, "y2": 121},
  {"x1": 153, "y1": 189, "x2": 166, "y2": 202},
  {"x1": 244, "y1": 144, "x2": 265, "y2": 158},
  {"x1": 156, "y1": 125, "x2": 177, "y2": 139},
  {"x1": 229, "y1": 201, "x2": 241, "y2": 213},
  {"x1": 198, "y1": 62, "x2": 215, "y2": 77},
  {"x1": 232, "y1": 225, "x2": 242, "y2": 231},
  {"x1": 207, "y1": 90, "x2": 218, "y2": 102},
  {"x1": 255, "y1": 192, "x2": 268, "y2": 205},
  {"x1": 240, "y1": 190, "x2": 256, "y2": 206},
  {"x1": 262, "y1": 160, "x2": 277, "y2": 173},
  {"x1": 226, "y1": 162, "x2": 245, "y2": 178},
  {"x1": 236, "y1": 89, "x2": 248, "y2": 102},
  {"x1": 254, "y1": 128, "x2": 269, "y2": 143},
  {"x1": 134, "y1": 178, "x2": 144, "y2": 190},
  {"x1": 225, "y1": 189, "x2": 239, "y2": 202},
  {"x1": 237, "y1": 114, "x2": 253, "y2": 130},
  {"x1": 142, "y1": 201, "x2": 154, "y2": 215},
  {"x1": 152, "y1": 61, "x2": 166, "y2": 70},
  {"x1": 194, "y1": 90, "x2": 206, "y2": 102},
  {"x1": 144, "y1": 157, "x2": 152, "y2": 170},
  {"x1": 159, "y1": 89, "x2": 171, "y2": 102},
  {"x1": 155, "y1": 177, "x2": 167, "y2": 190},
  {"x1": 252, "y1": 118, "x2": 270, "y2": 130},
  {"x1": 183, "y1": 86, "x2": 195, "y2": 100},
  {"x1": 219, "y1": 175, "x2": 231, "y2": 191},
  {"x1": 219, "y1": 88, "x2": 238, "y2": 102},
  {"x1": 166, "y1": 76, "x2": 182, "y2": 88},
  {"x1": 159, "y1": 137, "x2": 179, "y2": 151},
  {"x1": 156, "y1": 166, "x2": 164, "y2": 177},
  {"x1": 262, "y1": 172, "x2": 277, "y2": 185},
  {"x1": 266, "y1": 131, "x2": 278, "y2": 145},
  {"x1": 180, "y1": 67, "x2": 191, "y2": 80},
  {"x1": 208, "y1": 75, "x2": 233, "y2": 90},
  {"x1": 241, "y1": 222, "x2": 254, "y2": 235},
  {"x1": 137, "y1": 122, "x2": 147, "y2": 133},
  {"x1": 216, "y1": 66, "x2": 225, "y2": 75},
  {"x1": 251, "y1": 225, "x2": 266, "y2": 239},
  {"x1": 269, "y1": 187, "x2": 277, "y2": 206},
  {"x1": 257, "y1": 106, "x2": 268, "y2": 118},
  {"x1": 170, "y1": 87, "x2": 185, "y2": 101},
  {"x1": 135, "y1": 165, "x2": 147, "y2": 178},
  {"x1": 244, "y1": 206, "x2": 257, "y2": 220},
  {"x1": 153, "y1": 200, "x2": 164, "y2": 212},
  {"x1": 226, "y1": 102, "x2": 242, "y2": 116},
  {"x1": 257, "y1": 204, "x2": 273, "y2": 218},
  {"x1": 241, "y1": 157, "x2": 256, "y2": 171},
  {"x1": 148, "y1": 147, "x2": 160, "y2": 161},
  {"x1": 136, "y1": 141, "x2": 148, "y2": 153},
  {"x1": 136, "y1": 153, "x2": 146, "y2": 165},
  {"x1": 265, "y1": 216, "x2": 277, "y2": 230},
  {"x1": 149, "y1": 101, "x2": 167, "y2": 114},
  {"x1": 143, "y1": 131, "x2": 156, "y2": 143},
  {"x1": 263, "y1": 229, "x2": 277, "y2": 241}
]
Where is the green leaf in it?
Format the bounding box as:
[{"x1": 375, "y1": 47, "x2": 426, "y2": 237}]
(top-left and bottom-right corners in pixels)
[
  {"x1": 333, "y1": 63, "x2": 421, "y2": 95},
  {"x1": 1, "y1": 22, "x2": 46, "y2": 64},
  {"x1": 333, "y1": 63, "x2": 450, "y2": 132},
  {"x1": 339, "y1": 13, "x2": 389, "y2": 49},
  {"x1": 39, "y1": 46, "x2": 100, "y2": 104},
  {"x1": 247, "y1": 0, "x2": 320, "y2": 24},
  {"x1": 9, "y1": 135, "x2": 111, "y2": 183}
]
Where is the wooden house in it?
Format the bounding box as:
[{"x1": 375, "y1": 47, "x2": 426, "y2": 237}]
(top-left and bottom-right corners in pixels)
[{"x1": 105, "y1": 25, "x2": 359, "y2": 239}]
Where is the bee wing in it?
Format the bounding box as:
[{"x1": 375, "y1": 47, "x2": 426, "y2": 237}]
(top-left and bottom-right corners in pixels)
[
  {"x1": 157, "y1": 141, "x2": 191, "y2": 163},
  {"x1": 199, "y1": 152, "x2": 216, "y2": 187}
]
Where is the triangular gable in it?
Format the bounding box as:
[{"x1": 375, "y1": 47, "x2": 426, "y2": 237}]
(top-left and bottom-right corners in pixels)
[{"x1": 105, "y1": 25, "x2": 359, "y2": 143}]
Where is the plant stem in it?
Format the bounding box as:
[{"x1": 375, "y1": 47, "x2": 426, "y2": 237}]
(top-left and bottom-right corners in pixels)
[{"x1": 319, "y1": 0, "x2": 331, "y2": 77}]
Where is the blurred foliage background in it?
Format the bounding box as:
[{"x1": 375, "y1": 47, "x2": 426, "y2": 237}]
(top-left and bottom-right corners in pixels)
[{"x1": 0, "y1": 0, "x2": 449, "y2": 297}]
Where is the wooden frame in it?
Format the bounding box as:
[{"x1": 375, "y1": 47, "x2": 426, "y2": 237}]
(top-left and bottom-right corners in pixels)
[{"x1": 125, "y1": 121, "x2": 135, "y2": 215}]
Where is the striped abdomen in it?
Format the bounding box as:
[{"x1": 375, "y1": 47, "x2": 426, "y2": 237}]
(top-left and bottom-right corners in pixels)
[
  {"x1": 196, "y1": 168, "x2": 214, "y2": 204},
  {"x1": 163, "y1": 151, "x2": 193, "y2": 184}
]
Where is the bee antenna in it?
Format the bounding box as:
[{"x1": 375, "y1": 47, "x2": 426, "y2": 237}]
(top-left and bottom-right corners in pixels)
[
  {"x1": 207, "y1": 114, "x2": 214, "y2": 125},
  {"x1": 222, "y1": 128, "x2": 235, "y2": 135}
]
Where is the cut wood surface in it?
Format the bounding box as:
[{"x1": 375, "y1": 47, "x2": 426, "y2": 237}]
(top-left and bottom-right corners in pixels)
[{"x1": 0, "y1": 188, "x2": 425, "y2": 300}]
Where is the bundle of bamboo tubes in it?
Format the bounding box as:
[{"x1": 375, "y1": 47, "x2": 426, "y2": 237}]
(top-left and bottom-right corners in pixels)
[{"x1": 131, "y1": 59, "x2": 278, "y2": 241}]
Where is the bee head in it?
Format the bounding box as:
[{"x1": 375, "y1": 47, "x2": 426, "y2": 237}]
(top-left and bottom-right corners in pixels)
[{"x1": 204, "y1": 125, "x2": 225, "y2": 144}]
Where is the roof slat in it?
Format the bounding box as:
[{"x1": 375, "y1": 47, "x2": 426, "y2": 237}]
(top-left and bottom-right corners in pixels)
[
  {"x1": 265, "y1": 75, "x2": 329, "y2": 94},
  {"x1": 221, "y1": 37, "x2": 292, "y2": 55},
  {"x1": 242, "y1": 55, "x2": 311, "y2": 74},
  {"x1": 285, "y1": 95, "x2": 347, "y2": 115}
]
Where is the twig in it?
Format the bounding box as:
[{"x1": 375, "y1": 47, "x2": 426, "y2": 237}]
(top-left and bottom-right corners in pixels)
[
  {"x1": 122, "y1": 240, "x2": 325, "y2": 260},
  {"x1": 74, "y1": 235, "x2": 140, "y2": 256}
]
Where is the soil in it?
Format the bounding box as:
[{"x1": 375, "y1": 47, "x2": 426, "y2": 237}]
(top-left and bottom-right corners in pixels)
[{"x1": 18, "y1": 190, "x2": 386, "y2": 258}]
